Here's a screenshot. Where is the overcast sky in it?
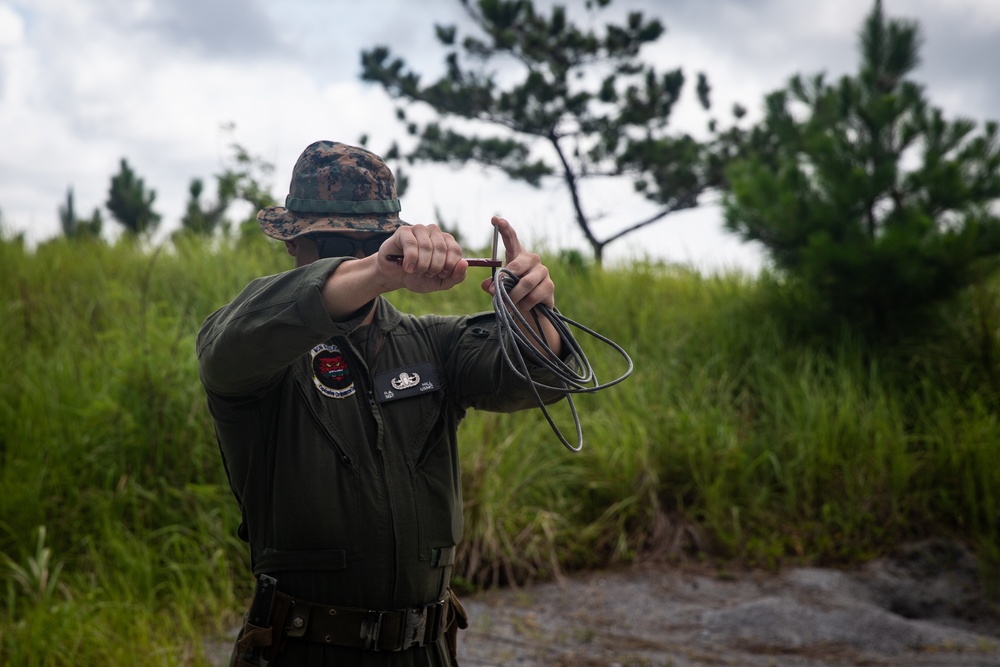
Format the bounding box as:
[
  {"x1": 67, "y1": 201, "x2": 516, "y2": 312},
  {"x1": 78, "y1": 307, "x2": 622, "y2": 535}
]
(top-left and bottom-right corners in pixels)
[{"x1": 1, "y1": 0, "x2": 998, "y2": 272}]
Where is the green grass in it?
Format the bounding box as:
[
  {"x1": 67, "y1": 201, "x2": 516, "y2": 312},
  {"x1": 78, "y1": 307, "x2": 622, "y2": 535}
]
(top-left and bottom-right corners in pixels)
[{"x1": 1, "y1": 233, "x2": 998, "y2": 664}]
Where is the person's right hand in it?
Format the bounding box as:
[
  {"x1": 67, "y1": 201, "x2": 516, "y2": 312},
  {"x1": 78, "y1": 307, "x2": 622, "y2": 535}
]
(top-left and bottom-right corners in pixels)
[{"x1": 377, "y1": 224, "x2": 470, "y2": 294}]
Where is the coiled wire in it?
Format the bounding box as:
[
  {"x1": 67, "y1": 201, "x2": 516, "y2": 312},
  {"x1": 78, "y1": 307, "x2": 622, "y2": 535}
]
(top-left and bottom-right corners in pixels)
[{"x1": 491, "y1": 267, "x2": 634, "y2": 452}]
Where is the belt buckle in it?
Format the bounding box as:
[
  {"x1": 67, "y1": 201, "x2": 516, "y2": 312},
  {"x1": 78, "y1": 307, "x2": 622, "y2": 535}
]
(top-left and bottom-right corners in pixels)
[
  {"x1": 402, "y1": 606, "x2": 428, "y2": 649},
  {"x1": 360, "y1": 610, "x2": 384, "y2": 651}
]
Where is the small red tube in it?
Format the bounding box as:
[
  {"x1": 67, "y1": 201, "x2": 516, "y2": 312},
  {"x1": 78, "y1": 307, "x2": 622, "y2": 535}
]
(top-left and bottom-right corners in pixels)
[{"x1": 385, "y1": 255, "x2": 501, "y2": 268}]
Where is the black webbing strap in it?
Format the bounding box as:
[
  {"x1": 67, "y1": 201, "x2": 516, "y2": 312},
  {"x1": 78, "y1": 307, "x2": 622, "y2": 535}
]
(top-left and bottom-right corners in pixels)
[{"x1": 280, "y1": 591, "x2": 450, "y2": 651}]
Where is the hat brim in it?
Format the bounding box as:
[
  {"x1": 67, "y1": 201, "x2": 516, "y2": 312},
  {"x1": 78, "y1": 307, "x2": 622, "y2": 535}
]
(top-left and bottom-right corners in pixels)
[{"x1": 257, "y1": 206, "x2": 410, "y2": 240}]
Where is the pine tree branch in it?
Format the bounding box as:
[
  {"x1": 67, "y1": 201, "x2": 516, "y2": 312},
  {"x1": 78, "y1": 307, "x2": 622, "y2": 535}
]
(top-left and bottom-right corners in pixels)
[{"x1": 600, "y1": 197, "x2": 699, "y2": 248}]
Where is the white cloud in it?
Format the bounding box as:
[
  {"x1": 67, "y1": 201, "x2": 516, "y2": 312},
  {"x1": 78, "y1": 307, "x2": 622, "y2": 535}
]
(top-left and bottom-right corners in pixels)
[
  {"x1": 1, "y1": 0, "x2": 998, "y2": 273},
  {"x1": 0, "y1": 4, "x2": 24, "y2": 48},
  {"x1": 909, "y1": 0, "x2": 1000, "y2": 33}
]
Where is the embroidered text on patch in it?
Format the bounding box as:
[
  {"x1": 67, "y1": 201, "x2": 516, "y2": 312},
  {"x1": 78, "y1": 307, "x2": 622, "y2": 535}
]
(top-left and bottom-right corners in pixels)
[{"x1": 310, "y1": 343, "x2": 356, "y2": 399}]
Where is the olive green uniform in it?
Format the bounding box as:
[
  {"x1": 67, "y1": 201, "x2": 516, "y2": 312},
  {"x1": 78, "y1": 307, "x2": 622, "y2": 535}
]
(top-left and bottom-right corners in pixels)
[{"x1": 198, "y1": 257, "x2": 552, "y2": 666}]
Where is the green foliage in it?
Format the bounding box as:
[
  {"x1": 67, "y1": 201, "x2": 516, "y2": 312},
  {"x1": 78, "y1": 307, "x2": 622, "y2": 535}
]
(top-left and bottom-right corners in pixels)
[
  {"x1": 1, "y1": 233, "x2": 998, "y2": 662},
  {"x1": 0, "y1": 234, "x2": 286, "y2": 664},
  {"x1": 178, "y1": 137, "x2": 277, "y2": 240},
  {"x1": 723, "y1": 0, "x2": 1000, "y2": 339},
  {"x1": 106, "y1": 158, "x2": 161, "y2": 236},
  {"x1": 180, "y1": 177, "x2": 232, "y2": 235},
  {"x1": 0, "y1": 207, "x2": 24, "y2": 245},
  {"x1": 2, "y1": 526, "x2": 68, "y2": 607},
  {"x1": 360, "y1": 0, "x2": 719, "y2": 263},
  {"x1": 58, "y1": 187, "x2": 103, "y2": 240}
]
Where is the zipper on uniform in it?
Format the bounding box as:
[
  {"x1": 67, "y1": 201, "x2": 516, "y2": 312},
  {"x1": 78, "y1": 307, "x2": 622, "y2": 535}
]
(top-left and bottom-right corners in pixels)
[
  {"x1": 349, "y1": 327, "x2": 399, "y2": 603},
  {"x1": 294, "y1": 383, "x2": 355, "y2": 468},
  {"x1": 372, "y1": 330, "x2": 399, "y2": 603}
]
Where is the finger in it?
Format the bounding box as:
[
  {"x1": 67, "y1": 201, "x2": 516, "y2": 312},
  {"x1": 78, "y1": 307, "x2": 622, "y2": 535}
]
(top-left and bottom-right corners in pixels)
[
  {"x1": 492, "y1": 216, "x2": 525, "y2": 263},
  {"x1": 394, "y1": 226, "x2": 420, "y2": 273},
  {"x1": 438, "y1": 236, "x2": 464, "y2": 279},
  {"x1": 410, "y1": 225, "x2": 458, "y2": 277},
  {"x1": 441, "y1": 258, "x2": 469, "y2": 288},
  {"x1": 480, "y1": 275, "x2": 496, "y2": 297},
  {"x1": 435, "y1": 258, "x2": 468, "y2": 287},
  {"x1": 509, "y1": 265, "x2": 554, "y2": 311},
  {"x1": 377, "y1": 228, "x2": 407, "y2": 276},
  {"x1": 425, "y1": 227, "x2": 455, "y2": 277},
  {"x1": 502, "y1": 249, "x2": 541, "y2": 287},
  {"x1": 407, "y1": 224, "x2": 439, "y2": 274}
]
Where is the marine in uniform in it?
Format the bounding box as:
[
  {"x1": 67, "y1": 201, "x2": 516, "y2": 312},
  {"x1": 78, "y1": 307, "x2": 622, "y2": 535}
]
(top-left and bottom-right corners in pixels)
[{"x1": 197, "y1": 141, "x2": 563, "y2": 666}]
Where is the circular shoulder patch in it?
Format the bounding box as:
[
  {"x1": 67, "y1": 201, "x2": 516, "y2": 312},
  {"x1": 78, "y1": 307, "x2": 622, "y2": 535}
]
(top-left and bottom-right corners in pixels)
[{"x1": 310, "y1": 343, "x2": 356, "y2": 398}]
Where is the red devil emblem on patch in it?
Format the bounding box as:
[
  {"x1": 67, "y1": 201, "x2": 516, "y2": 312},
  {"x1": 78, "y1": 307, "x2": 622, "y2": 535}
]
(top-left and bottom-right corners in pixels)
[{"x1": 310, "y1": 343, "x2": 355, "y2": 398}]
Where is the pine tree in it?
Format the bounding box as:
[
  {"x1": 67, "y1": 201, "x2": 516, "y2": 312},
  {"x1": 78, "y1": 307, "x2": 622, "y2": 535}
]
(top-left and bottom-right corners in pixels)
[
  {"x1": 106, "y1": 159, "x2": 161, "y2": 236},
  {"x1": 723, "y1": 0, "x2": 1000, "y2": 338},
  {"x1": 360, "y1": 0, "x2": 718, "y2": 263},
  {"x1": 180, "y1": 176, "x2": 235, "y2": 236},
  {"x1": 58, "y1": 187, "x2": 77, "y2": 238},
  {"x1": 59, "y1": 187, "x2": 102, "y2": 240}
]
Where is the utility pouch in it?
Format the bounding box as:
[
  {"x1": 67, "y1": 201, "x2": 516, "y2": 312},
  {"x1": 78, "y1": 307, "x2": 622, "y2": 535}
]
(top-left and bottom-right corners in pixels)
[
  {"x1": 232, "y1": 574, "x2": 292, "y2": 667},
  {"x1": 444, "y1": 589, "x2": 469, "y2": 667}
]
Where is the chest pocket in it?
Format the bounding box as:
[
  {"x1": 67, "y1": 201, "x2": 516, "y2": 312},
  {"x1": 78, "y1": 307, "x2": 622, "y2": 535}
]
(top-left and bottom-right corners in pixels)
[
  {"x1": 374, "y1": 363, "x2": 448, "y2": 468},
  {"x1": 263, "y1": 357, "x2": 367, "y2": 563},
  {"x1": 375, "y1": 360, "x2": 462, "y2": 558}
]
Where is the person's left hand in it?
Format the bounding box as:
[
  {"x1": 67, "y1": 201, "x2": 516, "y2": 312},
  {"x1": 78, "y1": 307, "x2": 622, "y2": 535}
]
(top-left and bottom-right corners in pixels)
[{"x1": 480, "y1": 216, "x2": 555, "y2": 313}]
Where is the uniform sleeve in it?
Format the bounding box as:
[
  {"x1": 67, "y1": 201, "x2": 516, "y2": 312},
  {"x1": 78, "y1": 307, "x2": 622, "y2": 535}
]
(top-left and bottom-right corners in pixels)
[
  {"x1": 197, "y1": 257, "x2": 372, "y2": 397},
  {"x1": 441, "y1": 312, "x2": 566, "y2": 413}
]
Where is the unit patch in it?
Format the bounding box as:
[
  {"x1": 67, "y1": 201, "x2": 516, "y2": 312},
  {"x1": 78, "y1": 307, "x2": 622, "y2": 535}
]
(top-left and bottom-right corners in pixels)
[
  {"x1": 374, "y1": 363, "x2": 440, "y2": 403},
  {"x1": 310, "y1": 343, "x2": 356, "y2": 398}
]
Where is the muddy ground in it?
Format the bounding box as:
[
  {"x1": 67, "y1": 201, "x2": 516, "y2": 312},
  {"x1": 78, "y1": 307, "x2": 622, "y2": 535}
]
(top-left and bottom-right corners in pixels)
[
  {"x1": 456, "y1": 540, "x2": 998, "y2": 667},
  {"x1": 206, "y1": 540, "x2": 999, "y2": 666}
]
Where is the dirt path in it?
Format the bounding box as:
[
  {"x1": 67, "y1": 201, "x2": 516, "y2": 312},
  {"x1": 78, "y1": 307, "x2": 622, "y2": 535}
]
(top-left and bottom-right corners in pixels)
[
  {"x1": 456, "y1": 542, "x2": 999, "y2": 667},
  {"x1": 206, "y1": 541, "x2": 998, "y2": 666}
]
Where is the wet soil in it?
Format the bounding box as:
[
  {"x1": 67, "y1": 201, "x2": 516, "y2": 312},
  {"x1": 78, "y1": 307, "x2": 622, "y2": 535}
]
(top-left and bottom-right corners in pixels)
[
  {"x1": 205, "y1": 541, "x2": 999, "y2": 667},
  {"x1": 456, "y1": 541, "x2": 999, "y2": 667}
]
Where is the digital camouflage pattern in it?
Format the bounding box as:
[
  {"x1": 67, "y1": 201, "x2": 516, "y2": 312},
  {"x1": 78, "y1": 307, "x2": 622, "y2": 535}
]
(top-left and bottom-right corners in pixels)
[{"x1": 258, "y1": 140, "x2": 411, "y2": 240}]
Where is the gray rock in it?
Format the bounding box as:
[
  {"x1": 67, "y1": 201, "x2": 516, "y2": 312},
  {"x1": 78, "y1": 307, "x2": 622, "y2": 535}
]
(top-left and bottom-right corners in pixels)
[{"x1": 701, "y1": 595, "x2": 987, "y2": 653}]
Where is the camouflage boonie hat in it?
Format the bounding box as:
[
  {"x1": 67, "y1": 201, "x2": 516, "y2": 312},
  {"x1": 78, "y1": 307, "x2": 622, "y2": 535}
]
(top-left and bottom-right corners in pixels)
[{"x1": 257, "y1": 140, "x2": 410, "y2": 240}]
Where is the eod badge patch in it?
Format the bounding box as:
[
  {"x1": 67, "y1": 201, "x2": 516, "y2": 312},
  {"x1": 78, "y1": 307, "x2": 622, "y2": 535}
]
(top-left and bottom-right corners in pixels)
[
  {"x1": 310, "y1": 343, "x2": 355, "y2": 399},
  {"x1": 374, "y1": 362, "x2": 439, "y2": 403}
]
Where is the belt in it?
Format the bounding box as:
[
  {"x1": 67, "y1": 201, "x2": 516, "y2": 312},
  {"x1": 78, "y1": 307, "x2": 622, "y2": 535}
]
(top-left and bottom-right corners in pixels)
[{"x1": 278, "y1": 591, "x2": 450, "y2": 651}]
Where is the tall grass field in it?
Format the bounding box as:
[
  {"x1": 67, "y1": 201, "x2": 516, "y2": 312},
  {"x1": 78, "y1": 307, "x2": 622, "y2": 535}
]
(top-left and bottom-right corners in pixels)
[{"x1": 1, "y1": 233, "x2": 998, "y2": 664}]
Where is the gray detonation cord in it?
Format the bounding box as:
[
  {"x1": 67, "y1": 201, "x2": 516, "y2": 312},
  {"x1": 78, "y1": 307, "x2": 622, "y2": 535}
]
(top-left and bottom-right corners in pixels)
[{"x1": 489, "y1": 265, "x2": 634, "y2": 452}]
